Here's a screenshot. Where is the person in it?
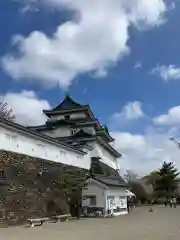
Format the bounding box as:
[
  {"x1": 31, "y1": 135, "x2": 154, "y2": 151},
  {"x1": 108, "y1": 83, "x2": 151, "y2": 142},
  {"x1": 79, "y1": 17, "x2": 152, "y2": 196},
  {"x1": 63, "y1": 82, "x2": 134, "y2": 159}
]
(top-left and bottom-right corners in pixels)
[
  {"x1": 74, "y1": 201, "x2": 80, "y2": 220},
  {"x1": 172, "y1": 197, "x2": 177, "y2": 208},
  {"x1": 129, "y1": 198, "x2": 132, "y2": 212},
  {"x1": 127, "y1": 198, "x2": 130, "y2": 213},
  {"x1": 148, "y1": 199, "x2": 153, "y2": 212},
  {"x1": 164, "y1": 201, "x2": 167, "y2": 208},
  {"x1": 169, "y1": 199, "x2": 173, "y2": 208}
]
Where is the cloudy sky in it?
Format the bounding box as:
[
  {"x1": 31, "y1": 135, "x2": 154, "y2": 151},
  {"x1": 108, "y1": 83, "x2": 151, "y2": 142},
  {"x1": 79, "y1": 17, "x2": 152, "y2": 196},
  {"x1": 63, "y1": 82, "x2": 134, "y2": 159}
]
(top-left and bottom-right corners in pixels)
[{"x1": 1, "y1": 0, "x2": 180, "y2": 176}]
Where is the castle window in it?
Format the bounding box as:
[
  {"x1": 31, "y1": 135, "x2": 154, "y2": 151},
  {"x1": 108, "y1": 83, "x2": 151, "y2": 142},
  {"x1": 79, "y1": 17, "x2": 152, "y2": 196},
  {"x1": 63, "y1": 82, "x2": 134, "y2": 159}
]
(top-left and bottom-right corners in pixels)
[
  {"x1": 71, "y1": 129, "x2": 76, "y2": 135},
  {"x1": 89, "y1": 196, "x2": 96, "y2": 205},
  {"x1": 0, "y1": 170, "x2": 5, "y2": 178},
  {"x1": 65, "y1": 115, "x2": 70, "y2": 120}
]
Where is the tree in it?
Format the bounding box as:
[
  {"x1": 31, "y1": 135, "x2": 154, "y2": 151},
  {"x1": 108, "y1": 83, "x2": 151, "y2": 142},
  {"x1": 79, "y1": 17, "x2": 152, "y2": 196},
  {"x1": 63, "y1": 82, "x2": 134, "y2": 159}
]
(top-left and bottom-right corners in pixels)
[
  {"x1": 54, "y1": 169, "x2": 89, "y2": 200},
  {"x1": 124, "y1": 170, "x2": 148, "y2": 204},
  {"x1": 54, "y1": 169, "x2": 89, "y2": 218},
  {"x1": 154, "y1": 161, "x2": 179, "y2": 199},
  {"x1": 143, "y1": 171, "x2": 160, "y2": 191},
  {"x1": 0, "y1": 101, "x2": 15, "y2": 121},
  {"x1": 130, "y1": 181, "x2": 149, "y2": 204},
  {"x1": 124, "y1": 170, "x2": 138, "y2": 181}
]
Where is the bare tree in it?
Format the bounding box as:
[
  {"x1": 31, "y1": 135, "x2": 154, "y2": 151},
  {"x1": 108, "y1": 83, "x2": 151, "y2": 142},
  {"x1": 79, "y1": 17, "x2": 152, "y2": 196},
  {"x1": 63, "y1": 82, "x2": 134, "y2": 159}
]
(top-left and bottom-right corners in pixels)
[
  {"x1": 169, "y1": 137, "x2": 180, "y2": 149},
  {"x1": 124, "y1": 169, "x2": 138, "y2": 181},
  {"x1": 0, "y1": 101, "x2": 16, "y2": 121}
]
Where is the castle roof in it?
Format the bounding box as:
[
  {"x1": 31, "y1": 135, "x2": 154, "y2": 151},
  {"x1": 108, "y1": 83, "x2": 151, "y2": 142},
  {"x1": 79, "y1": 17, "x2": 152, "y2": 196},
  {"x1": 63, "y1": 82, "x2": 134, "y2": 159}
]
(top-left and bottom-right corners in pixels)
[
  {"x1": 43, "y1": 93, "x2": 91, "y2": 117},
  {"x1": 92, "y1": 175, "x2": 128, "y2": 187},
  {"x1": 51, "y1": 93, "x2": 86, "y2": 111},
  {"x1": 28, "y1": 119, "x2": 102, "y2": 132},
  {"x1": 57, "y1": 133, "x2": 121, "y2": 158}
]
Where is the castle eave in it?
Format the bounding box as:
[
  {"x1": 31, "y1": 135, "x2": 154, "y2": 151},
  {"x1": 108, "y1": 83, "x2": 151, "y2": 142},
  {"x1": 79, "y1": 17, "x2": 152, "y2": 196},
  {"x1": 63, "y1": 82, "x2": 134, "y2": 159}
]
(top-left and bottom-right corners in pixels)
[
  {"x1": 0, "y1": 118, "x2": 85, "y2": 155},
  {"x1": 57, "y1": 135, "x2": 122, "y2": 158}
]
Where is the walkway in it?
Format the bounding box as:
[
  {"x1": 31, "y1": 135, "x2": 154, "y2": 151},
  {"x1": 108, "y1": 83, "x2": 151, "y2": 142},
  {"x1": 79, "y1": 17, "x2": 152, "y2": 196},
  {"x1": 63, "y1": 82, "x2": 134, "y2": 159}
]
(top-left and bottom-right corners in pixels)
[{"x1": 1, "y1": 206, "x2": 180, "y2": 240}]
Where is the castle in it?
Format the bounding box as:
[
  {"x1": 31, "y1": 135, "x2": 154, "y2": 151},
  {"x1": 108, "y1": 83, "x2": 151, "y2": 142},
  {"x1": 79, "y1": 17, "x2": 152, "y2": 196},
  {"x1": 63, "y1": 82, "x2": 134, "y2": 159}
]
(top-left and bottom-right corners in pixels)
[{"x1": 0, "y1": 93, "x2": 128, "y2": 224}]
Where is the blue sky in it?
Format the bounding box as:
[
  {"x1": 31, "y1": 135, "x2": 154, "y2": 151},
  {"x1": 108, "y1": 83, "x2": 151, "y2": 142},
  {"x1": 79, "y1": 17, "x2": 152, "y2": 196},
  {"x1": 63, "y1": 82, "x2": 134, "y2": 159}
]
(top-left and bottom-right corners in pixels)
[{"x1": 1, "y1": 0, "x2": 180, "y2": 175}]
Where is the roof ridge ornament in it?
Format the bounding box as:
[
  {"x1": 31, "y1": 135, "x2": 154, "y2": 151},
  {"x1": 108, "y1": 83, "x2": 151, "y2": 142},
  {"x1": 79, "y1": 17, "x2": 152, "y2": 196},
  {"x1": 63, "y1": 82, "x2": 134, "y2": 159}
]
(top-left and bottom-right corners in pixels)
[
  {"x1": 103, "y1": 124, "x2": 109, "y2": 133},
  {"x1": 65, "y1": 86, "x2": 71, "y2": 99}
]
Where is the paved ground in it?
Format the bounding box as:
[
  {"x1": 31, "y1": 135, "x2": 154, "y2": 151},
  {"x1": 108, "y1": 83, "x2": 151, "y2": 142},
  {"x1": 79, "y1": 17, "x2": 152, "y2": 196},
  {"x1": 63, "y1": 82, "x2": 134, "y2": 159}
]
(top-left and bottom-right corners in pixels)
[{"x1": 0, "y1": 205, "x2": 180, "y2": 240}]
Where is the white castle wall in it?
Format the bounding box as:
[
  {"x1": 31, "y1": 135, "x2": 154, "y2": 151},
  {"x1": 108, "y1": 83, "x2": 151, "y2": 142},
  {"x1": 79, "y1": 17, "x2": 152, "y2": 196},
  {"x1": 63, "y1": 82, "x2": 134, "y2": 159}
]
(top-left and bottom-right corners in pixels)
[{"x1": 0, "y1": 122, "x2": 91, "y2": 169}]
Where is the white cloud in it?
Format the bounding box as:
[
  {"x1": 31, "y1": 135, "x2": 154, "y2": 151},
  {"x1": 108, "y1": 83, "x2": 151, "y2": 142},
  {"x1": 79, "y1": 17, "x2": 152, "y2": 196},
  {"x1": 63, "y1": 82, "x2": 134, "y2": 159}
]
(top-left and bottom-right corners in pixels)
[
  {"x1": 110, "y1": 100, "x2": 180, "y2": 176},
  {"x1": 154, "y1": 105, "x2": 180, "y2": 126},
  {"x1": 111, "y1": 128, "x2": 180, "y2": 176},
  {"x1": 2, "y1": 0, "x2": 171, "y2": 88},
  {"x1": 134, "y1": 62, "x2": 142, "y2": 69},
  {"x1": 0, "y1": 91, "x2": 51, "y2": 125},
  {"x1": 110, "y1": 101, "x2": 144, "y2": 126},
  {"x1": 151, "y1": 65, "x2": 180, "y2": 81}
]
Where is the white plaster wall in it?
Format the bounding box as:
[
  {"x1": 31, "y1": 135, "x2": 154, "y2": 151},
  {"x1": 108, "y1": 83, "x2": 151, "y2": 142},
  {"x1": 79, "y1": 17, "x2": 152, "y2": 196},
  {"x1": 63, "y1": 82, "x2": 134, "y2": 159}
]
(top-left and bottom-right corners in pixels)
[
  {"x1": 0, "y1": 125, "x2": 91, "y2": 169},
  {"x1": 50, "y1": 113, "x2": 86, "y2": 121},
  {"x1": 98, "y1": 143, "x2": 118, "y2": 167},
  {"x1": 70, "y1": 113, "x2": 86, "y2": 119},
  {"x1": 105, "y1": 187, "x2": 127, "y2": 214},
  {"x1": 82, "y1": 182, "x2": 105, "y2": 208},
  {"x1": 105, "y1": 187, "x2": 127, "y2": 197},
  {"x1": 82, "y1": 182, "x2": 127, "y2": 216},
  {"x1": 82, "y1": 147, "x2": 92, "y2": 162},
  {"x1": 90, "y1": 142, "x2": 118, "y2": 170},
  {"x1": 42, "y1": 127, "x2": 72, "y2": 138},
  {"x1": 82, "y1": 127, "x2": 96, "y2": 135},
  {"x1": 43, "y1": 126, "x2": 95, "y2": 139}
]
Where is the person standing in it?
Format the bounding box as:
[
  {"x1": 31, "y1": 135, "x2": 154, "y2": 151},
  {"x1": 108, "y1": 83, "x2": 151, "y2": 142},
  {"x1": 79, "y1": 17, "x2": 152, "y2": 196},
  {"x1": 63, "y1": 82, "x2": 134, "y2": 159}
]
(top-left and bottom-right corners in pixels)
[
  {"x1": 169, "y1": 199, "x2": 173, "y2": 208},
  {"x1": 148, "y1": 199, "x2": 153, "y2": 212},
  {"x1": 127, "y1": 198, "x2": 130, "y2": 213},
  {"x1": 172, "y1": 197, "x2": 177, "y2": 208}
]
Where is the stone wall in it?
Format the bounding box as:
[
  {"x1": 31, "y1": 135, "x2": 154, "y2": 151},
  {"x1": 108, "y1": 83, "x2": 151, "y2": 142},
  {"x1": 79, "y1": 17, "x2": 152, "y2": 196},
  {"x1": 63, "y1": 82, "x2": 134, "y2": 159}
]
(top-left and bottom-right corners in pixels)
[{"x1": 0, "y1": 150, "x2": 88, "y2": 225}]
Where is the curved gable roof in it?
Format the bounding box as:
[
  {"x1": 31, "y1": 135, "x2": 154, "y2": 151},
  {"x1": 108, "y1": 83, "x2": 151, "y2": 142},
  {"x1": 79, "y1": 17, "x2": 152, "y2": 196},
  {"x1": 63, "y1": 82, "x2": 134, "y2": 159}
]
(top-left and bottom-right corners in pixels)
[
  {"x1": 44, "y1": 93, "x2": 86, "y2": 114},
  {"x1": 53, "y1": 94, "x2": 85, "y2": 111}
]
